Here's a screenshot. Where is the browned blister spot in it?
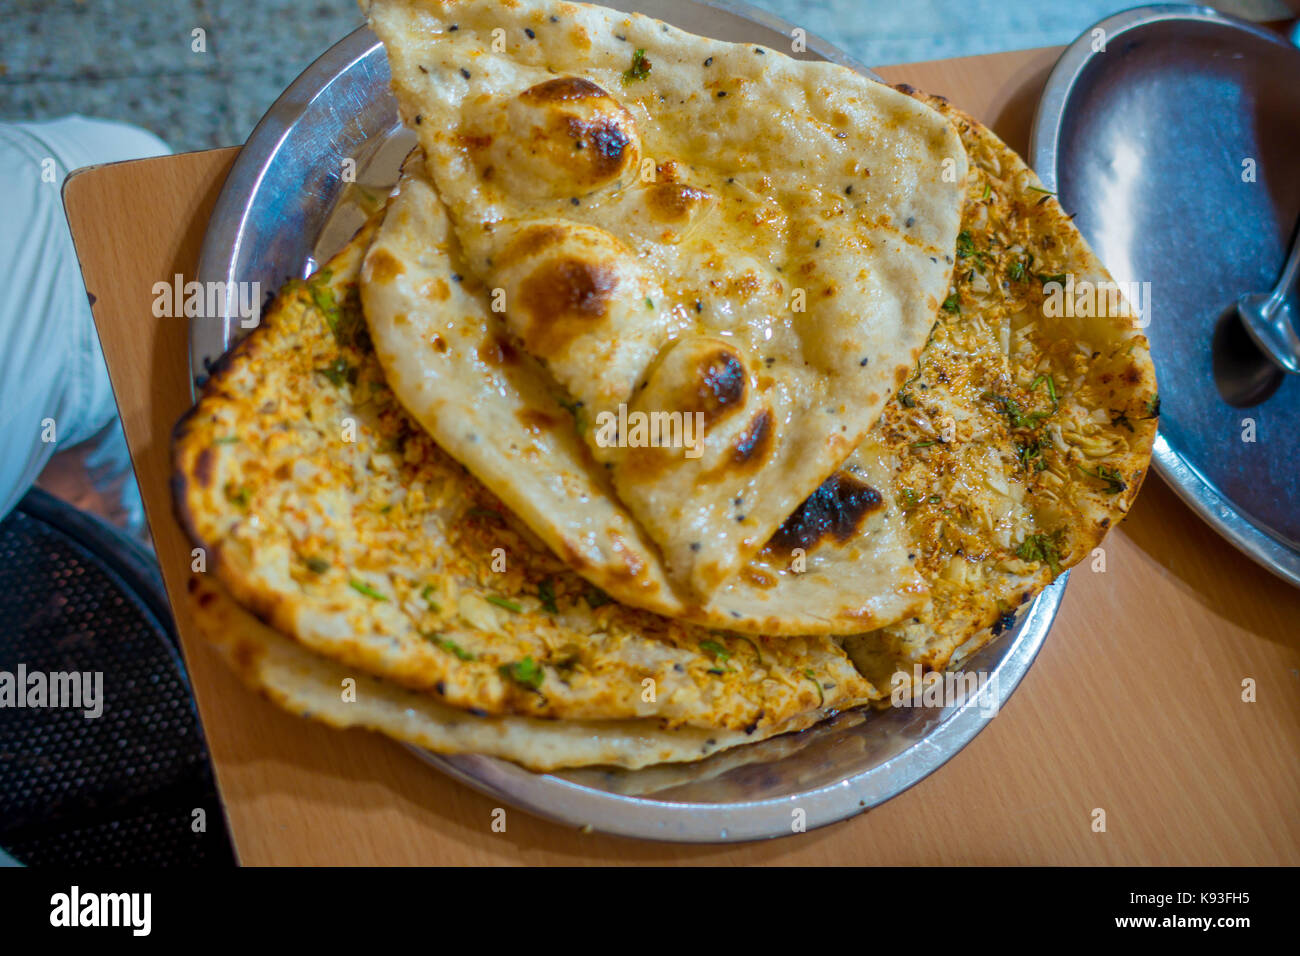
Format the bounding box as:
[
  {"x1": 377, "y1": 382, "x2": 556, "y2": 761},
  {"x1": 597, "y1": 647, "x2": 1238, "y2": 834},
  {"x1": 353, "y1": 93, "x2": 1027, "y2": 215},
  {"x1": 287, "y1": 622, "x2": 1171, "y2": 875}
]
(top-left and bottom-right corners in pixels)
[
  {"x1": 682, "y1": 348, "x2": 746, "y2": 427},
  {"x1": 478, "y1": 333, "x2": 519, "y2": 367},
  {"x1": 516, "y1": 407, "x2": 558, "y2": 434},
  {"x1": 507, "y1": 77, "x2": 637, "y2": 191},
  {"x1": 645, "y1": 182, "x2": 713, "y2": 222},
  {"x1": 195, "y1": 447, "x2": 215, "y2": 488},
  {"x1": 563, "y1": 115, "x2": 632, "y2": 183},
  {"x1": 766, "y1": 471, "x2": 883, "y2": 553},
  {"x1": 731, "y1": 408, "x2": 773, "y2": 466},
  {"x1": 517, "y1": 257, "x2": 618, "y2": 358},
  {"x1": 498, "y1": 224, "x2": 568, "y2": 267},
  {"x1": 421, "y1": 277, "x2": 450, "y2": 301},
  {"x1": 522, "y1": 76, "x2": 608, "y2": 103},
  {"x1": 366, "y1": 249, "x2": 405, "y2": 283}
]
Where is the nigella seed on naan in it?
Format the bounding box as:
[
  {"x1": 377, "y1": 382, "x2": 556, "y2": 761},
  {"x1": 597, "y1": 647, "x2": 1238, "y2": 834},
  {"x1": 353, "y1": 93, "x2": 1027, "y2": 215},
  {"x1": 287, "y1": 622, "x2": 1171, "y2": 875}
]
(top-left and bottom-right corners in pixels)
[{"x1": 365, "y1": 0, "x2": 969, "y2": 605}]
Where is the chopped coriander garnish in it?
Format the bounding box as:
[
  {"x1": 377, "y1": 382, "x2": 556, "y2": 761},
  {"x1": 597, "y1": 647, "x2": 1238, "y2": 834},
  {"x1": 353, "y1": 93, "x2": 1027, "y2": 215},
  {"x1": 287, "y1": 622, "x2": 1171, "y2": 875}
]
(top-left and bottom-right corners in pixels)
[
  {"x1": 910, "y1": 439, "x2": 938, "y2": 449},
  {"x1": 1030, "y1": 373, "x2": 1058, "y2": 405},
  {"x1": 500, "y1": 656, "x2": 544, "y2": 690},
  {"x1": 537, "y1": 578, "x2": 558, "y2": 614},
  {"x1": 941, "y1": 293, "x2": 961, "y2": 313},
  {"x1": 1077, "y1": 463, "x2": 1127, "y2": 495},
  {"x1": 1007, "y1": 258, "x2": 1027, "y2": 282},
  {"x1": 1027, "y1": 185, "x2": 1056, "y2": 195},
  {"x1": 349, "y1": 578, "x2": 387, "y2": 601},
  {"x1": 304, "y1": 556, "x2": 330, "y2": 574},
  {"x1": 1145, "y1": 394, "x2": 1160, "y2": 418},
  {"x1": 214, "y1": 436, "x2": 240, "y2": 445},
  {"x1": 584, "y1": 587, "x2": 611, "y2": 609},
  {"x1": 1016, "y1": 440, "x2": 1046, "y2": 473},
  {"x1": 700, "y1": 639, "x2": 732, "y2": 671},
  {"x1": 225, "y1": 484, "x2": 250, "y2": 507},
  {"x1": 314, "y1": 357, "x2": 357, "y2": 388},
  {"x1": 899, "y1": 487, "x2": 921, "y2": 509},
  {"x1": 420, "y1": 584, "x2": 441, "y2": 611},
  {"x1": 622, "y1": 48, "x2": 651, "y2": 84},
  {"x1": 485, "y1": 594, "x2": 522, "y2": 613},
  {"x1": 426, "y1": 633, "x2": 474, "y2": 661},
  {"x1": 983, "y1": 382, "x2": 1056, "y2": 430},
  {"x1": 1015, "y1": 532, "x2": 1062, "y2": 575}
]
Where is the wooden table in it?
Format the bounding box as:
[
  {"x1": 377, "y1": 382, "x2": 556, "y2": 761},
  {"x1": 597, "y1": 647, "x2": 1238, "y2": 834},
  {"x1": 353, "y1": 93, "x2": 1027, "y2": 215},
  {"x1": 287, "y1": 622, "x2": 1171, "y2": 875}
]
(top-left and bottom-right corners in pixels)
[{"x1": 63, "y1": 44, "x2": 1300, "y2": 865}]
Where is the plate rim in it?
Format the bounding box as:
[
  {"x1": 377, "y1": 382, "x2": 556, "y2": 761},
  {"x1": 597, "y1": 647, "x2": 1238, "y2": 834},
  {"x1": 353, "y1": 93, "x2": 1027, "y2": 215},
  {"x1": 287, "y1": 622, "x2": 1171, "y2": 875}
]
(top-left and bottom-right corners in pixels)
[
  {"x1": 192, "y1": 0, "x2": 1066, "y2": 843},
  {"x1": 1029, "y1": 2, "x2": 1300, "y2": 589}
]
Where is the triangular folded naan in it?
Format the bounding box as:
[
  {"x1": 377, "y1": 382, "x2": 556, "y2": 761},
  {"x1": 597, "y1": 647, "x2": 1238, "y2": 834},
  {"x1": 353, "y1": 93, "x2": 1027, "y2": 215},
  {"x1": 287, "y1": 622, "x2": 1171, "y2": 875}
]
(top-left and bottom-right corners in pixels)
[
  {"x1": 363, "y1": 158, "x2": 930, "y2": 634},
  {"x1": 364, "y1": 0, "x2": 968, "y2": 600}
]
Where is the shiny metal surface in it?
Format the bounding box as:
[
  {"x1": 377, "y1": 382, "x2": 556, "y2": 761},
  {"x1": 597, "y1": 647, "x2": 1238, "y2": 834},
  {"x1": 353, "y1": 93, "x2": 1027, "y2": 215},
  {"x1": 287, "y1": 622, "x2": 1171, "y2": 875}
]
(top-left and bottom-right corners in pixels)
[
  {"x1": 1237, "y1": 220, "x2": 1300, "y2": 376},
  {"x1": 194, "y1": 1, "x2": 1064, "y2": 842},
  {"x1": 1031, "y1": 5, "x2": 1300, "y2": 587}
]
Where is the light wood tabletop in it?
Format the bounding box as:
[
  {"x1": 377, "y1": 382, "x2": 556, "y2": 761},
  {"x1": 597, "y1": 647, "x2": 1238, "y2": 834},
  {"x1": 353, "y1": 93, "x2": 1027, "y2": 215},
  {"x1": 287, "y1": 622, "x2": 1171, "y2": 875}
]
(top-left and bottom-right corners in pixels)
[{"x1": 63, "y1": 44, "x2": 1300, "y2": 865}]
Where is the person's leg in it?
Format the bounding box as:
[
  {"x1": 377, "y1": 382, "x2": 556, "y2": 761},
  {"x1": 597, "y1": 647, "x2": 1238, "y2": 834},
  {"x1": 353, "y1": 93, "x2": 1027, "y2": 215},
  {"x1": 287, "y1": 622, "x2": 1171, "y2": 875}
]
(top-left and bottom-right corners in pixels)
[{"x1": 0, "y1": 117, "x2": 169, "y2": 526}]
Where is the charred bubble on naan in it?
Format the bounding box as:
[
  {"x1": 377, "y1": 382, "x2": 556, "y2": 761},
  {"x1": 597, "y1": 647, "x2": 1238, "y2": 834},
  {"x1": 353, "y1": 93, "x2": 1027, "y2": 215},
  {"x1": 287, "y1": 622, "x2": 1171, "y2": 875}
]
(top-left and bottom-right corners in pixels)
[
  {"x1": 363, "y1": 0, "x2": 968, "y2": 600},
  {"x1": 186, "y1": 574, "x2": 834, "y2": 772},
  {"x1": 362, "y1": 156, "x2": 929, "y2": 636},
  {"x1": 172, "y1": 220, "x2": 882, "y2": 733},
  {"x1": 841, "y1": 91, "x2": 1157, "y2": 677}
]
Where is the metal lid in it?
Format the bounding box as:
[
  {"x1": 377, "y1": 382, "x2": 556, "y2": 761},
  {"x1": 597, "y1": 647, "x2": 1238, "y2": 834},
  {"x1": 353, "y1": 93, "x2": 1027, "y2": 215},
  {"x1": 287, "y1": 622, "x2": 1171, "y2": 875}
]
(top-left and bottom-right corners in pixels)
[{"x1": 1031, "y1": 4, "x2": 1300, "y2": 587}]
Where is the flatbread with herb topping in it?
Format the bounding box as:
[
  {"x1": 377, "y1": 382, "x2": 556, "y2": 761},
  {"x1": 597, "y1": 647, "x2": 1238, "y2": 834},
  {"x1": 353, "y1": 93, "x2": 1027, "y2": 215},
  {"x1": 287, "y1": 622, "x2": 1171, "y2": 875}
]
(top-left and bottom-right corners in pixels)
[
  {"x1": 842, "y1": 90, "x2": 1157, "y2": 675},
  {"x1": 173, "y1": 220, "x2": 884, "y2": 733},
  {"x1": 185, "y1": 573, "x2": 836, "y2": 771}
]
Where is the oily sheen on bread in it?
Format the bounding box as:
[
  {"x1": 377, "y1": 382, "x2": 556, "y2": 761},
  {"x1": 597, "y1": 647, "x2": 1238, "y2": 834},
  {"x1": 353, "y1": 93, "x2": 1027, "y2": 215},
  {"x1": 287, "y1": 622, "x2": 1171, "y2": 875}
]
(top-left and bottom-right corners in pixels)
[
  {"x1": 363, "y1": 0, "x2": 969, "y2": 601},
  {"x1": 362, "y1": 155, "x2": 929, "y2": 635}
]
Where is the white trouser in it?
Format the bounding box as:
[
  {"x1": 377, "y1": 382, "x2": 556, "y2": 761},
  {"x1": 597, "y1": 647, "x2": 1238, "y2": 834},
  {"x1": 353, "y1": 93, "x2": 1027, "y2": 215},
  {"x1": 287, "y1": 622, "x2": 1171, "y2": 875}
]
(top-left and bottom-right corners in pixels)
[{"x1": 0, "y1": 116, "x2": 170, "y2": 525}]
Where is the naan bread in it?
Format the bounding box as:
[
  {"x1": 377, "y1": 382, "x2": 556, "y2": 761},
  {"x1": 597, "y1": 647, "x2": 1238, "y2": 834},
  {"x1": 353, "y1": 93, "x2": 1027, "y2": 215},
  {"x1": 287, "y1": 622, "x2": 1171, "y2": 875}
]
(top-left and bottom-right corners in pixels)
[
  {"x1": 172, "y1": 220, "x2": 883, "y2": 733},
  {"x1": 186, "y1": 573, "x2": 832, "y2": 771},
  {"x1": 363, "y1": 0, "x2": 968, "y2": 600},
  {"x1": 362, "y1": 155, "x2": 929, "y2": 635},
  {"x1": 844, "y1": 91, "x2": 1158, "y2": 674}
]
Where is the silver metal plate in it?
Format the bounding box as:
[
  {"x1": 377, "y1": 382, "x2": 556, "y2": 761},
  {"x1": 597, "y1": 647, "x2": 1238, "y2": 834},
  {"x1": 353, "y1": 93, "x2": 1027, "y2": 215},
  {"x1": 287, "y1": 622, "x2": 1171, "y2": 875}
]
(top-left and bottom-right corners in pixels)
[
  {"x1": 1031, "y1": 4, "x2": 1300, "y2": 587},
  {"x1": 193, "y1": 0, "x2": 1064, "y2": 842}
]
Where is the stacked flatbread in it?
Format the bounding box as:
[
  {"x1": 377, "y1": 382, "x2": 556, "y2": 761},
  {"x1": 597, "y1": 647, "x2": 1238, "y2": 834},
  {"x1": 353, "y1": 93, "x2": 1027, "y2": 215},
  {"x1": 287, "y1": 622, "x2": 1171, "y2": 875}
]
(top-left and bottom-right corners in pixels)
[{"x1": 172, "y1": 0, "x2": 1156, "y2": 773}]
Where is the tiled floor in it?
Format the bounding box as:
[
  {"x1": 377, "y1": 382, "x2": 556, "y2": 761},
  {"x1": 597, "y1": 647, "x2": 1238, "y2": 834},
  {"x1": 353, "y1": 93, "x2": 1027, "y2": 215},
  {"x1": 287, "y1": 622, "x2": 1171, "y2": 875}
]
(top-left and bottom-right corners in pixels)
[{"x1": 0, "y1": 0, "x2": 1284, "y2": 153}]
